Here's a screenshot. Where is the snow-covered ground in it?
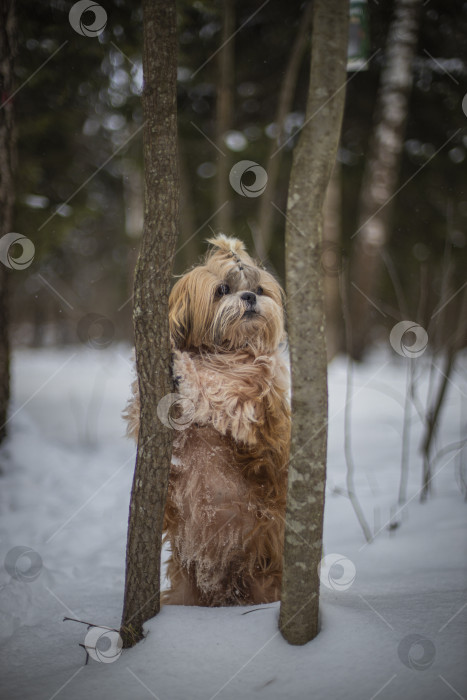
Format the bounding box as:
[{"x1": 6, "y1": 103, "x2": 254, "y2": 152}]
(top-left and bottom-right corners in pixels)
[{"x1": 0, "y1": 345, "x2": 466, "y2": 700}]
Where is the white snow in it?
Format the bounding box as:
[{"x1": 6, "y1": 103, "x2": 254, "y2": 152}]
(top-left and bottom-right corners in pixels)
[{"x1": 0, "y1": 345, "x2": 466, "y2": 700}]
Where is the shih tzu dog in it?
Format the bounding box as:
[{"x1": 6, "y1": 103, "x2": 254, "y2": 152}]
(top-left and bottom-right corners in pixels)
[{"x1": 125, "y1": 235, "x2": 290, "y2": 606}]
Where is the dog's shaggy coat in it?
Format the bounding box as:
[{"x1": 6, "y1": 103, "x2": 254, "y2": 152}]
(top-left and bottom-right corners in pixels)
[{"x1": 125, "y1": 236, "x2": 290, "y2": 606}]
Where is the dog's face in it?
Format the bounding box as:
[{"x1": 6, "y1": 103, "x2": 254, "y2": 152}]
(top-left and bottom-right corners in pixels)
[{"x1": 169, "y1": 235, "x2": 284, "y2": 355}]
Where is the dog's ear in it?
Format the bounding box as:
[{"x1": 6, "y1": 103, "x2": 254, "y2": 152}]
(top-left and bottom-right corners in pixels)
[{"x1": 169, "y1": 275, "x2": 191, "y2": 349}]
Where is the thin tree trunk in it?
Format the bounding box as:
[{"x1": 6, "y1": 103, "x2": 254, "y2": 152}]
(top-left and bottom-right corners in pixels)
[
  {"x1": 178, "y1": 147, "x2": 198, "y2": 271},
  {"x1": 349, "y1": 0, "x2": 422, "y2": 359},
  {"x1": 0, "y1": 0, "x2": 16, "y2": 444},
  {"x1": 256, "y1": 1, "x2": 313, "y2": 259},
  {"x1": 420, "y1": 211, "x2": 467, "y2": 500},
  {"x1": 215, "y1": 0, "x2": 234, "y2": 234},
  {"x1": 420, "y1": 286, "x2": 467, "y2": 500},
  {"x1": 340, "y1": 268, "x2": 373, "y2": 542},
  {"x1": 398, "y1": 359, "x2": 413, "y2": 505},
  {"x1": 279, "y1": 0, "x2": 349, "y2": 646},
  {"x1": 323, "y1": 162, "x2": 344, "y2": 360},
  {"x1": 344, "y1": 357, "x2": 373, "y2": 543},
  {"x1": 421, "y1": 352, "x2": 453, "y2": 501},
  {"x1": 120, "y1": 0, "x2": 179, "y2": 648}
]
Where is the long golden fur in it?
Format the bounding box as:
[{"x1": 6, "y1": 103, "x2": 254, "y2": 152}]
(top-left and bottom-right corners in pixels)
[{"x1": 125, "y1": 235, "x2": 290, "y2": 606}]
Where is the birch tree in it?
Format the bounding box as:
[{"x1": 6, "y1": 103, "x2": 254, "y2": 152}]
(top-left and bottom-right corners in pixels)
[
  {"x1": 120, "y1": 0, "x2": 179, "y2": 647},
  {"x1": 279, "y1": 0, "x2": 349, "y2": 645},
  {"x1": 350, "y1": 0, "x2": 422, "y2": 359}
]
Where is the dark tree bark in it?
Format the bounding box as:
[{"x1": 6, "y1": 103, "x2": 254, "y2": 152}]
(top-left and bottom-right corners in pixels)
[
  {"x1": 323, "y1": 162, "x2": 344, "y2": 360},
  {"x1": 178, "y1": 146, "x2": 198, "y2": 270},
  {"x1": 349, "y1": 0, "x2": 422, "y2": 359},
  {"x1": 279, "y1": 0, "x2": 349, "y2": 645},
  {"x1": 0, "y1": 0, "x2": 16, "y2": 444},
  {"x1": 215, "y1": 0, "x2": 234, "y2": 234},
  {"x1": 256, "y1": 1, "x2": 313, "y2": 260},
  {"x1": 120, "y1": 0, "x2": 179, "y2": 648}
]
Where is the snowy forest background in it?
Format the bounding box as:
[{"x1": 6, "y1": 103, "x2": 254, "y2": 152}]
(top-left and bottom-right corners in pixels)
[
  {"x1": 9, "y1": 0, "x2": 467, "y2": 353},
  {"x1": 1, "y1": 1, "x2": 466, "y2": 699}
]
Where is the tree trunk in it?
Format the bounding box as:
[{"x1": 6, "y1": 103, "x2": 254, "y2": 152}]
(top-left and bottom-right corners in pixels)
[
  {"x1": 178, "y1": 146, "x2": 198, "y2": 271},
  {"x1": 120, "y1": 0, "x2": 179, "y2": 648},
  {"x1": 323, "y1": 161, "x2": 344, "y2": 360},
  {"x1": 421, "y1": 285, "x2": 467, "y2": 500},
  {"x1": 215, "y1": 0, "x2": 234, "y2": 234},
  {"x1": 256, "y1": 1, "x2": 313, "y2": 260},
  {"x1": 0, "y1": 0, "x2": 16, "y2": 444},
  {"x1": 349, "y1": 0, "x2": 422, "y2": 359},
  {"x1": 279, "y1": 0, "x2": 349, "y2": 645}
]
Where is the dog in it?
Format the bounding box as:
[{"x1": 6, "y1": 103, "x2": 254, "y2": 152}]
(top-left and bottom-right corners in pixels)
[{"x1": 125, "y1": 235, "x2": 290, "y2": 606}]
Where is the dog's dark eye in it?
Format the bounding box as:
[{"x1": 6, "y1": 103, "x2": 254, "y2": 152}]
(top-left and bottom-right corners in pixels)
[
  {"x1": 216, "y1": 284, "x2": 230, "y2": 297},
  {"x1": 256, "y1": 286, "x2": 264, "y2": 295}
]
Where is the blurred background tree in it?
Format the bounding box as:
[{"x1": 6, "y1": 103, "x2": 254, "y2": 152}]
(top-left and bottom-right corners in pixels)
[
  {"x1": 0, "y1": 0, "x2": 17, "y2": 443},
  {"x1": 6, "y1": 0, "x2": 467, "y2": 358}
]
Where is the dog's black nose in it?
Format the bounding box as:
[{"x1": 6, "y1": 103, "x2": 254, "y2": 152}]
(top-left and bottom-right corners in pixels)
[{"x1": 241, "y1": 292, "x2": 256, "y2": 306}]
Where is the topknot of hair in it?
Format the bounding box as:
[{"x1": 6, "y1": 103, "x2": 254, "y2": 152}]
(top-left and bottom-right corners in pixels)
[{"x1": 206, "y1": 234, "x2": 247, "y2": 259}]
